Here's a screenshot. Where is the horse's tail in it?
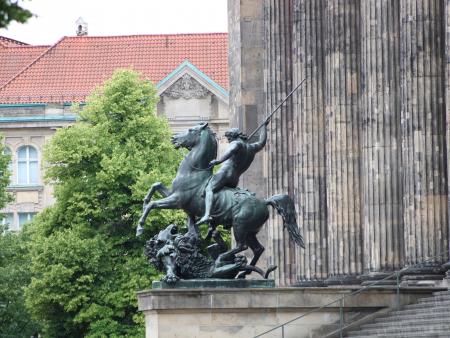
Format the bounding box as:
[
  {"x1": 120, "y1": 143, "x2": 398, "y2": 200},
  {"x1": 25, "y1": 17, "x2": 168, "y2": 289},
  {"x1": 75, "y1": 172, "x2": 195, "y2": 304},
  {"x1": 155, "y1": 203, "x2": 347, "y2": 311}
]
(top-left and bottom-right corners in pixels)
[{"x1": 265, "y1": 194, "x2": 304, "y2": 248}]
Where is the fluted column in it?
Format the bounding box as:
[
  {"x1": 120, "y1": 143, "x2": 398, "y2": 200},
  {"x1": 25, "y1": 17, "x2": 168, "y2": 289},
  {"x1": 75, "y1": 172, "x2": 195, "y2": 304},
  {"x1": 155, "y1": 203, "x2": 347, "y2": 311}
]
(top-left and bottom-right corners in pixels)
[
  {"x1": 264, "y1": 0, "x2": 295, "y2": 286},
  {"x1": 360, "y1": 1, "x2": 404, "y2": 282},
  {"x1": 291, "y1": 0, "x2": 328, "y2": 286},
  {"x1": 400, "y1": 0, "x2": 448, "y2": 282},
  {"x1": 324, "y1": 0, "x2": 363, "y2": 285},
  {"x1": 444, "y1": 0, "x2": 450, "y2": 274}
]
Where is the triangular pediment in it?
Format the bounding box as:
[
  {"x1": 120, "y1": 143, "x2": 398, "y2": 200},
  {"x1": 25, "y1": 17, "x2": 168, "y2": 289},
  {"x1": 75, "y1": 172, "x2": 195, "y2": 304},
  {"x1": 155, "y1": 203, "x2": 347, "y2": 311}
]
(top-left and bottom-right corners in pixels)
[{"x1": 156, "y1": 60, "x2": 228, "y2": 104}]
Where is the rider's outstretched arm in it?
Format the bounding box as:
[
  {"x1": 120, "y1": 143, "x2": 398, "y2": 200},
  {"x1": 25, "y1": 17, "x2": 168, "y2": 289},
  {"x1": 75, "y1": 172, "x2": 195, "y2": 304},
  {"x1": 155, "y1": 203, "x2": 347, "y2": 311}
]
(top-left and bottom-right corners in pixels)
[{"x1": 251, "y1": 121, "x2": 268, "y2": 152}]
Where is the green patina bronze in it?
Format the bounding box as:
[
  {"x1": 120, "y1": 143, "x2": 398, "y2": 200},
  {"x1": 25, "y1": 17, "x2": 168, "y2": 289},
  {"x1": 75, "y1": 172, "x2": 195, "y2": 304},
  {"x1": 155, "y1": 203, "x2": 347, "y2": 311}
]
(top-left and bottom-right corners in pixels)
[{"x1": 138, "y1": 122, "x2": 304, "y2": 283}]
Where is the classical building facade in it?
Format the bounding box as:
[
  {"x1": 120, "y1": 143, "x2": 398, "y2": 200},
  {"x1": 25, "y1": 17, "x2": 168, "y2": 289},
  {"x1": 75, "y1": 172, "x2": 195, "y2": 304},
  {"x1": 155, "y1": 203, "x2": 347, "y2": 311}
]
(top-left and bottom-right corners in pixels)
[
  {"x1": 0, "y1": 33, "x2": 229, "y2": 231},
  {"x1": 229, "y1": 0, "x2": 450, "y2": 286}
]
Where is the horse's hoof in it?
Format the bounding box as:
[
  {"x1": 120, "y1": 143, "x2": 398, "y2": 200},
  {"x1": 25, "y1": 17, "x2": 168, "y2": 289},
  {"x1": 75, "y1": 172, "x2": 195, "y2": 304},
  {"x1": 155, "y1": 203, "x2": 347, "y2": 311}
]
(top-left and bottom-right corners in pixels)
[
  {"x1": 236, "y1": 271, "x2": 247, "y2": 279},
  {"x1": 136, "y1": 225, "x2": 144, "y2": 237}
]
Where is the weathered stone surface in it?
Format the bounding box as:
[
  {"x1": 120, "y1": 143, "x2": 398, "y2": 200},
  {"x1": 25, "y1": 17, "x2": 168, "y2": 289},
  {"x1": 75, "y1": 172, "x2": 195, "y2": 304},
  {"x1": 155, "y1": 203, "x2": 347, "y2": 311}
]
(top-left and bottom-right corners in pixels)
[
  {"x1": 137, "y1": 287, "x2": 439, "y2": 338},
  {"x1": 263, "y1": 0, "x2": 297, "y2": 286},
  {"x1": 399, "y1": 0, "x2": 448, "y2": 270},
  {"x1": 230, "y1": 0, "x2": 450, "y2": 286},
  {"x1": 324, "y1": 0, "x2": 363, "y2": 284},
  {"x1": 360, "y1": 0, "x2": 404, "y2": 276},
  {"x1": 291, "y1": 0, "x2": 328, "y2": 286}
]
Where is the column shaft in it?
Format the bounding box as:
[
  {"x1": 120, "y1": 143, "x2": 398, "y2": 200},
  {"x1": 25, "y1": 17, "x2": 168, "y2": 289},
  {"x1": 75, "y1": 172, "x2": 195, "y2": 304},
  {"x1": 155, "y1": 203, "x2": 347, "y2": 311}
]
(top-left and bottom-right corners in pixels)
[
  {"x1": 400, "y1": 0, "x2": 448, "y2": 276},
  {"x1": 360, "y1": 0, "x2": 404, "y2": 280},
  {"x1": 291, "y1": 0, "x2": 328, "y2": 285},
  {"x1": 265, "y1": 0, "x2": 296, "y2": 285},
  {"x1": 324, "y1": 0, "x2": 363, "y2": 284}
]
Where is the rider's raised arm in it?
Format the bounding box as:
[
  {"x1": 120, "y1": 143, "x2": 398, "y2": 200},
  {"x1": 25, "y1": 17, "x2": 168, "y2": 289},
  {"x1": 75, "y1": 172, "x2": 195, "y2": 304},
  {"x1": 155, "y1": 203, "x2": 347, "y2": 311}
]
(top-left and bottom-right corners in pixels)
[{"x1": 250, "y1": 122, "x2": 268, "y2": 152}]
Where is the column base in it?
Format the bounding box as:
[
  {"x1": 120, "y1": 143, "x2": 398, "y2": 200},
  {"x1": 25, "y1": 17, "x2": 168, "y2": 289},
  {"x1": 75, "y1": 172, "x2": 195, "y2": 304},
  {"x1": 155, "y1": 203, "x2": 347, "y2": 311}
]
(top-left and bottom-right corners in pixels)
[
  {"x1": 359, "y1": 272, "x2": 398, "y2": 286},
  {"x1": 294, "y1": 279, "x2": 326, "y2": 287},
  {"x1": 324, "y1": 275, "x2": 360, "y2": 286},
  {"x1": 440, "y1": 262, "x2": 450, "y2": 288},
  {"x1": 400, "y1": 263, "x2": 446, "y2": 287}
]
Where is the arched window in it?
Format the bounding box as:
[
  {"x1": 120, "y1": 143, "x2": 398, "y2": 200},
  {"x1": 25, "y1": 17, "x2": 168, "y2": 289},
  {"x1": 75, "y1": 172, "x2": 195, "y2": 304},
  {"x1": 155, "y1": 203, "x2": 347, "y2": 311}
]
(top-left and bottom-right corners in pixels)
[{"x1": 17, "y1": 146, "x2": 39, "y2": 184}]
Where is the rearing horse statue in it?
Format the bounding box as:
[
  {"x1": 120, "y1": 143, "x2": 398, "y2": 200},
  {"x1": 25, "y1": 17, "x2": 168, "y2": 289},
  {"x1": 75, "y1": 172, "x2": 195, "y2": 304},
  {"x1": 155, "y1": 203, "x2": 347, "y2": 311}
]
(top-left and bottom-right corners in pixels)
[{"x1": 137, "y1": 122, "x2": 304, "y2": 275}]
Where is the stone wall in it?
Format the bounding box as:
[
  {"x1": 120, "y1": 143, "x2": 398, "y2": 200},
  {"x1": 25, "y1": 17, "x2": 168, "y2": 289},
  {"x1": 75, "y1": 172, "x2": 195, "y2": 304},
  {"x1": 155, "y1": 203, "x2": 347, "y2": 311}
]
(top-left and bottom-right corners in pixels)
[
  {"x1": 229, "y1": 0, "x2": 450, "y2": 286},
  {"x1": 138, "y1": 287, "x2": 436, "y2": 338}
]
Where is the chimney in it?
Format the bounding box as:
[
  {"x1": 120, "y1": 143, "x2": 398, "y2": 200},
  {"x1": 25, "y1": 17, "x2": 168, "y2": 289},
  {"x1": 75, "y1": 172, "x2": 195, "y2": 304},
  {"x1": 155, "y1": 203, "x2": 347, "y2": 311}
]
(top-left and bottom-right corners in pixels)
[{"x1": 76, "y1": 17, "x2": 88, "y2": 36}]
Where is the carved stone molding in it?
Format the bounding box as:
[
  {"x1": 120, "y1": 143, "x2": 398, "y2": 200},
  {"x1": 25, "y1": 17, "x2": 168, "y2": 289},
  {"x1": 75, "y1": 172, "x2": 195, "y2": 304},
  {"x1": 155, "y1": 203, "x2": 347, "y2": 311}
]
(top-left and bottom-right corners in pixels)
[{"x1": 163, "y1": 74, "x2": 210, "y2": 99}]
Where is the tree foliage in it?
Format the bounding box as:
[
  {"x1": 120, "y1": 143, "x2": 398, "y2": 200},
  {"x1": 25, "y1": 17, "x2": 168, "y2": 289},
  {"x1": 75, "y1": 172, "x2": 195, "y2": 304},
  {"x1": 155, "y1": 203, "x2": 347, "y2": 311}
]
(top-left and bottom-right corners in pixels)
[
  {"x1": 25, "y1": 69, "x2": 183, "y2": 337},
  {"x1": 0, "y1": 137, "x2": 37, "y2": 337},
  {"x1": 0, "y1": 0, "x2": 33, "y2": 29},
  {"x1": 0, "y1": 136, "x2": 12, "y2": 210},
  {"x1": 0, "y1": 225, "x2": 40, "y2": 338}
]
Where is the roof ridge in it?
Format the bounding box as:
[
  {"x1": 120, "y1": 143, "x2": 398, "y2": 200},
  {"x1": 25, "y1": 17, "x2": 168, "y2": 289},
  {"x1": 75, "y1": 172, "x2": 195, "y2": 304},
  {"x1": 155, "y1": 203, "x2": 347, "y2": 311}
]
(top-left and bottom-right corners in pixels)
[
  {"x1": 63, "y1": 32, "x2": 228, "y2": 40},
  {"x1": 0, "y1": 36, "x2": 28, "y2": 46},
  {"x1": 6, "y1": 44, "x2": 51, "y2": 49},
  {"x1": 0, "y1": 37, "x2": 67, "y2": 92}
]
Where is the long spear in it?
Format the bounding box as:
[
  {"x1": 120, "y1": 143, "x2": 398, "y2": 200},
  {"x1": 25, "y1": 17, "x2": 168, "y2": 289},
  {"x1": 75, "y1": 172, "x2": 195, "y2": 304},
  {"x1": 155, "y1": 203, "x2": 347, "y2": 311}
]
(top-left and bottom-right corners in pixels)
[{"x1": 247, "y1": 78, "x2": 306, "y2": 140}]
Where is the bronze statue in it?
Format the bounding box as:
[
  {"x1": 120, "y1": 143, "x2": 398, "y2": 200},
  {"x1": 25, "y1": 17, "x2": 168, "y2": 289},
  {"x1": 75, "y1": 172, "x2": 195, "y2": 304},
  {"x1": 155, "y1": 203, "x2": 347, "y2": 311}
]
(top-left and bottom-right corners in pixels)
[
  {"x1": 145, "y1": 224, "x2": 276, "y2": 284},
  {"x1": 137, "y1": 122, "x2": 304, "y2": 280},
  {"x1": 196, "y1": 120, "x2": 269, "y2": 226}
]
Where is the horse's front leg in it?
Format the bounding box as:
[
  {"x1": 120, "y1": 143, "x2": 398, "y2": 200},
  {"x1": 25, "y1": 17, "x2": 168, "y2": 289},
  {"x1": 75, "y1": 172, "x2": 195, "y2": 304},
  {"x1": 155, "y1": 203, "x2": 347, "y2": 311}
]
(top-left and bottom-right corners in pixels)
[
  {"x1": 136, "y1": 194, "x2": 179, "y2": 236},
  {"x1": 143, "y1": 182, "x2": 171, "y2": 209}
]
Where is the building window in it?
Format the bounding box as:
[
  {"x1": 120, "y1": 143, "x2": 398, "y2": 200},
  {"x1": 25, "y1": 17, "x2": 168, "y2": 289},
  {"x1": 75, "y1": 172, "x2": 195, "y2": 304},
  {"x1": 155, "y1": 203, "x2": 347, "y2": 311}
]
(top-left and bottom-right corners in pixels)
[
  {"x1": 18, "y1": 212, "x2": 36, "y2": 228},
  {"x1": 1, "y1": 213, "x2": 14, "y2": 230},
  {"x1": 17, "y1": 146, "x2": 39, "y2": 184}
]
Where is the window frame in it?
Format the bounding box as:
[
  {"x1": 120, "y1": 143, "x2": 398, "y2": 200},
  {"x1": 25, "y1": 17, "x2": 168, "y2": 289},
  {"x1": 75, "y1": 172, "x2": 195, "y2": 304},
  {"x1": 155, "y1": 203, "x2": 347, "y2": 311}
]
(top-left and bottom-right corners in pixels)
[{"x1": 16, "y1": 145, "x2": 39, "y2": 185}]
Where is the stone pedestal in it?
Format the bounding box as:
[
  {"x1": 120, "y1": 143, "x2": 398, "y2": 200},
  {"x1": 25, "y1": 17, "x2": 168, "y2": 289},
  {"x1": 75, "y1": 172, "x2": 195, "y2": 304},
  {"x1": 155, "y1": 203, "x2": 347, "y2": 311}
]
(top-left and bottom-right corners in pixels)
[{"x1": 137, "y1": 287, "x2": 437, "y2": 338}]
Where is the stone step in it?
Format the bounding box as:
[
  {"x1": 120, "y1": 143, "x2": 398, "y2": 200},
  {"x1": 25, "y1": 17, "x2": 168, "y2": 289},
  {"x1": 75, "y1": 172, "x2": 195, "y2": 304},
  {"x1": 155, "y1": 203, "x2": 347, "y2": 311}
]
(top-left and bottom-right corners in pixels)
[
  {"x1": 347, "y1": 332, "x2": 450, "y2": 338},
  {"x1": 403, "y1": 299, "x2": 450, "y2": 310},
  {"x1": 432, "y1": 290, "x2": 450, "y2": 296},
  {"x1": 374, "y1": 310, "x2": 450, "y2": 323},
  {"x1": 346, "y1": 324, "x2": 450, "y2": 336},
  {"x1": 389, "y1": 305, "x2": 450, "y2": 317},
  {"x1": 362, "y1": 317, "x2": 450, "y2": 330},
  {"x1": 418, "y1": 294, "x2": 450, "y2": 303}
]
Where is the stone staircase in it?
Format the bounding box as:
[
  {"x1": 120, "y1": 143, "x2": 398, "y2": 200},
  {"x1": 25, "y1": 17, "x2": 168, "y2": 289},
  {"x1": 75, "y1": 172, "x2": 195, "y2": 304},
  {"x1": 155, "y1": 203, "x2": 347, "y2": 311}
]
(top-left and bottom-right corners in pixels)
[{"x1": 345, "y1": 290, "x2": 450, "y2": 338}]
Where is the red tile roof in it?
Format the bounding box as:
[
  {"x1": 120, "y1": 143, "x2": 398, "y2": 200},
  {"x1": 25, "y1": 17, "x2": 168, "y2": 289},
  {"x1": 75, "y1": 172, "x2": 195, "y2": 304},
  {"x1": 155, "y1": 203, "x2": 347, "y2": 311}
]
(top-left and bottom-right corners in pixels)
[
  {"x1": 0, "y1": 44, "x2": 50, "y2": 87},
  {"x1": 0, "y1": 36, "x2": 29, "y2": 47},
  {"x1": 0, "y1": 33, "x2": 228, "y2": 104}
]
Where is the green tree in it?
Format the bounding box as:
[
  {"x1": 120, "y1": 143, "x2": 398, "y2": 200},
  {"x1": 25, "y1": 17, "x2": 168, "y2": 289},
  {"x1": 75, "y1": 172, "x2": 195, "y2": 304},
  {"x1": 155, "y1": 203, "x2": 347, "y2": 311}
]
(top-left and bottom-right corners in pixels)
[
  {"x1": 0, "y1": 0, "x2": 33, "y2": 29},
  {"x1": 0, "y1": 137, "x2": 11, "y2": 210},
  {"x1": 25, "y1": 69, "x2": 183, "y2": 337},
  {"x1": 0, "y1": 225, "x2": 40, "y2": 338},
  {"x1": 0, "y1": 137, "x2": 38, "y2": 338}
]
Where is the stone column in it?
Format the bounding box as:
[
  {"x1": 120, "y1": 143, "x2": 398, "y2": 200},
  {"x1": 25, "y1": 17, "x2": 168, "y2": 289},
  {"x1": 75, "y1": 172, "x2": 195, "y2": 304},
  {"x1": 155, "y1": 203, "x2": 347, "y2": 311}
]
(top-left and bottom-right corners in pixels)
[
  {"x1": 400, "y1": 0, "x2": 448, "y2": 283},
  {"x1": 324, "y1": 0, "x2": 363, "y2": 285},
  {"x1": 359, "y1": 1, "x2": 404, "y2": 283},
  {"x1": 264, "y1": 0, "x2": 297, "y2": 285},
  {"x1": 228, "y1": 0, "x2": 269, "y2": 270},
  {"x1": 291, "y1": 0, "x2": 328, "y2": 286},
  {"x1": 444, "y1": 0, "x2": 450, "y2": 276}
]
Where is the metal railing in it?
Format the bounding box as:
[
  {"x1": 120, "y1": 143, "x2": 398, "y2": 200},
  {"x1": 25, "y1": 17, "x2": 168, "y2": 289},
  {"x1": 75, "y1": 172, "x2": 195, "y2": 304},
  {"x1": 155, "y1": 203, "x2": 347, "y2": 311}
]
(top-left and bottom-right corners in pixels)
[{"x1": 254, "y1": 252, "x2": 449, "y2": 338}]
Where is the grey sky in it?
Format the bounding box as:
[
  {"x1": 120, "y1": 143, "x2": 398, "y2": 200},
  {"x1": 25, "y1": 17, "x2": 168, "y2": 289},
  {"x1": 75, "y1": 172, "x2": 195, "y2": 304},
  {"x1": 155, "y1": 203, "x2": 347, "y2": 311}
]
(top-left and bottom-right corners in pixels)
[{"x1": 0, "y1": 0, "x2": 228, "y2": 45}]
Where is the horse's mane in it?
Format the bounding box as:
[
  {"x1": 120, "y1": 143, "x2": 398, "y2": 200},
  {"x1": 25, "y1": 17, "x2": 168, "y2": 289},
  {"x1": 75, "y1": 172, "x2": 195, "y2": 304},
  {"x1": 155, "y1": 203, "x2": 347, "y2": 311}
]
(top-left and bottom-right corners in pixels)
[{"x1": 202, "y1": 125, "x2": 218, "y2": 159}]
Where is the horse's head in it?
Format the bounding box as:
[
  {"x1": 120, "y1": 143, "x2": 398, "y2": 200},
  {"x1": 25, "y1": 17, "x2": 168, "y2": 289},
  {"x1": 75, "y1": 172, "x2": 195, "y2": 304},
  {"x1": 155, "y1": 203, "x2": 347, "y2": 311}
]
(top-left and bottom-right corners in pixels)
[{"x1": 171, "y1": 122, "x2": 214, "y2": 151}]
